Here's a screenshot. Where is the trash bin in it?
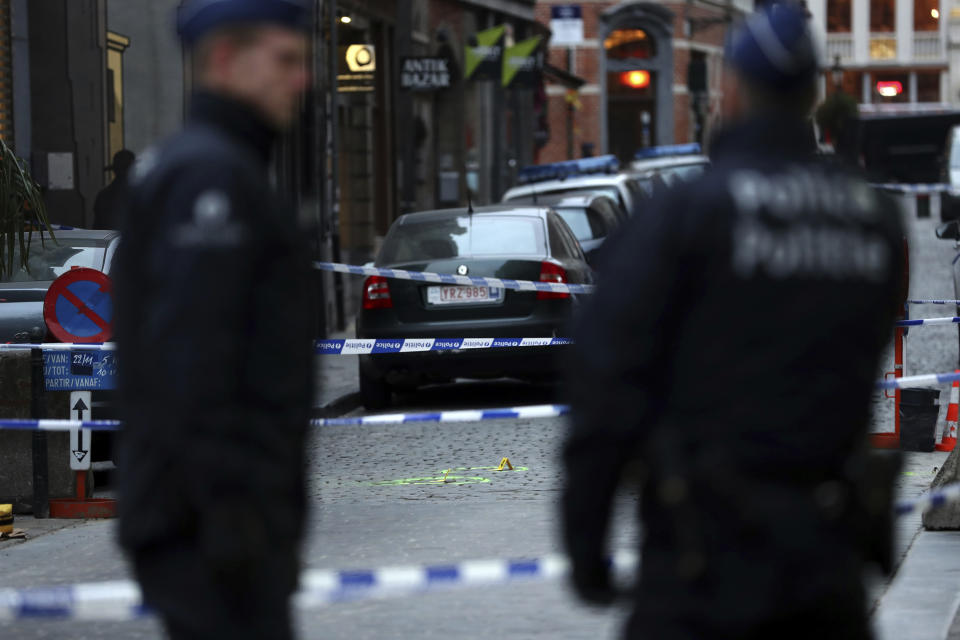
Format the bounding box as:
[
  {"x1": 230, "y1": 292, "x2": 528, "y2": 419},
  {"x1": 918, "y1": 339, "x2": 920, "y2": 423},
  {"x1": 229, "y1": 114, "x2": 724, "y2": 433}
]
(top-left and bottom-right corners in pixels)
[{"x1": 899, "y1": 388, "x2": 941, "y2": 451}]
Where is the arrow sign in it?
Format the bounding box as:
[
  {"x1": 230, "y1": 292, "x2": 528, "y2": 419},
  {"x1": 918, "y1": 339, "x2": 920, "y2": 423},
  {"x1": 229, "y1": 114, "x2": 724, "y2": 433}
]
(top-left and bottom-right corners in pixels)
[{"x1": 69, "y1": 391, "x2": 92, "y2": 471}]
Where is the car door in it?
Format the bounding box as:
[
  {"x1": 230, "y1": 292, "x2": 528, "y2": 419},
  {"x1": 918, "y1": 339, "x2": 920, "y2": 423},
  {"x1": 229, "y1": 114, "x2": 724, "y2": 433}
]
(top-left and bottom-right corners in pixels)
[{"x1": 547, "y1": 212, "x2": 592, "y2": 285}]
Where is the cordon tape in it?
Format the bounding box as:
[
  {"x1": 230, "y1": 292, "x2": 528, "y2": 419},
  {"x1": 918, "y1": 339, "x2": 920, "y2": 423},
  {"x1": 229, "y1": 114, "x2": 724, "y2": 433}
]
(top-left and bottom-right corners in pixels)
[
  {"x1": 0, "y1": 339, "x2": 574, "y2": 356},
  {"x1": 0, "y1": 405, "x2": 571, "y2": 432},
  {"x1": 871, "y1": 183, "x2": 960, "y2": 195},
  {"x1": 0, "y1": 551, "x2": 637, "y2": 621}
]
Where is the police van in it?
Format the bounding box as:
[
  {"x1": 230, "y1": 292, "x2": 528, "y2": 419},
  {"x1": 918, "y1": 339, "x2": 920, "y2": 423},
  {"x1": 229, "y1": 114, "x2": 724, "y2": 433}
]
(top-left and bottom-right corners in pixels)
[{"x1": 502, "y1": 156, "x2": 645, "y2": 217}]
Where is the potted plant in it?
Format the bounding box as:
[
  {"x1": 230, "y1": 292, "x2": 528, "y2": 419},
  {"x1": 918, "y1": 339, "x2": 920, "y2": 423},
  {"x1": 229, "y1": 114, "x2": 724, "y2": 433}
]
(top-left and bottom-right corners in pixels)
[{"x1": 0, "y1": 136, "x2": 52, "y2": 280}]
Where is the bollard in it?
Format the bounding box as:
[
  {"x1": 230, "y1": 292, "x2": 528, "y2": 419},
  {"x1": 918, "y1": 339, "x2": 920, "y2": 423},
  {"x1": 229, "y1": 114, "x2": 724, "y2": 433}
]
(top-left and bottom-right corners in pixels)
[{"x1": 29, "y1": 348, "x2": 49, "y2": 518}]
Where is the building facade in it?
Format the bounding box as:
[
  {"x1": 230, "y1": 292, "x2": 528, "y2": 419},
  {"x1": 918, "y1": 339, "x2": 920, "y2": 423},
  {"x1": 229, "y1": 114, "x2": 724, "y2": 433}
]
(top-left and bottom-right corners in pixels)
[
  {"x1": 810, "y1": 0, "x2": 949, "y2": 109},
  {"x1": 534, "y1": 0, "x2": 751, "y2": 164}
]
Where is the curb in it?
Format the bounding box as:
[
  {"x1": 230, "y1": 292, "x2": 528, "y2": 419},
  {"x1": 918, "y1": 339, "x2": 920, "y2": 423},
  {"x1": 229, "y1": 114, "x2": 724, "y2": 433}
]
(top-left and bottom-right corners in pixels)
[{"x1": 313, "y1": 392, "x2": 362, "y2": 419}]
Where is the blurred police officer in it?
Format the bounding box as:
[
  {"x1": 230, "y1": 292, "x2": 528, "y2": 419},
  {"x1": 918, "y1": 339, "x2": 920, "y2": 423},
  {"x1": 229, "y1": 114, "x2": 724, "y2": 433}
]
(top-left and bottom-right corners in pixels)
[
  {"x1": 114, "y1": 1, "x2": 314, "y2": 638},
  {"x1": 93, "y1": 149, "x2": 135, "y2": 230},
  {"x1": 562, "y1": 4, "x2": 904, "y2": 638}
]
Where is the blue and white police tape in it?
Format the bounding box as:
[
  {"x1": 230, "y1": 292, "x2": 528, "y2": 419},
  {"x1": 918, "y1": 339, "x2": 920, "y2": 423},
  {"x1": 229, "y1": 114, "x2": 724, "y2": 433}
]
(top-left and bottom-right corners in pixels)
[
  {"x1": 908, "y1": 299, "x2": 960, "y2": 306},
  {"x1": 0, "y1": 405, "x2": 572, "y2": 433},
  {"x1": 316, "y1": 337, "x2": 572, "y2": 355},
  {"x1": 0, "y1": 419, "x2": 122, "y2": 432},
  {"x1": 0, "y1": 551, "x2": 638, "y2": 621},
  {"x1": 895, "y1": 481, "x2": 960, "y2": 517},
  {"x1": 319, "y1": 404, "x2": 570, "y2": 427},
  {"x1": 314, "y1": 261, "x2": 596, "y2": 295},
  {"x1": 871, "y1": 183, "x2": 960, "y2": 195},
  {"x1": 0, "y1": 343, "x2": 114, "y2": 351},
  {"x1": 896, "y1": 317, "x2": 960, "y2": 327},
  {"x1": 876, "y1": 370, "x2": 960, "y2": 390}
]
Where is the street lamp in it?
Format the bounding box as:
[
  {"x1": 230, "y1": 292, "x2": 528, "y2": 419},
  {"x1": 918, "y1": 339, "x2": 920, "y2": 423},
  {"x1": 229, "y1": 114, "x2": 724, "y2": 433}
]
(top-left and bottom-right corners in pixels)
[{"x1": 831, "y1": 54, "x2": 843, "y2": 93}]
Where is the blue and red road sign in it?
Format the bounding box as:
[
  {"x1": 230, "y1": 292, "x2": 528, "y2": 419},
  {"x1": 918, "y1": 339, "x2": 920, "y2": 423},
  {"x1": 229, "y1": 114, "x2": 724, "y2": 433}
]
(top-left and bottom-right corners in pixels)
[{"x1": 43, "y1": 268, "x2": 114, "y2": 343}]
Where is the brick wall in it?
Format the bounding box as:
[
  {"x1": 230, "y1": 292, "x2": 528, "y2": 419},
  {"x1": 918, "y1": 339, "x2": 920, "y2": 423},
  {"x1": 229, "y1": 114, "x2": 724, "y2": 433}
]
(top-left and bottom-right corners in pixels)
[{"x1": 538, "y1": 0, "x2": 731, "y2": 158}]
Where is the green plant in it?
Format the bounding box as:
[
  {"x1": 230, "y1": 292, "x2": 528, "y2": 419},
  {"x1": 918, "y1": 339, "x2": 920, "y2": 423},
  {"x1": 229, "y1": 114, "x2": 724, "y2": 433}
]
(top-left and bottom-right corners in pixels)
[
  {"x1": 0, "y1": 136, "x2": 52, "y2": 280},
  {"x1": 815, "y1": 92, "x2": 859, "y2": 143}
]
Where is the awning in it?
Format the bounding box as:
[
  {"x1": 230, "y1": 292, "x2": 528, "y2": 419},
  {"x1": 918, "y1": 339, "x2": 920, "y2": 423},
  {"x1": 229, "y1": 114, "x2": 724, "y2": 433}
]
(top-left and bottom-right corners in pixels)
[{"x1": 543, "y1": 63, "x2": 586, "y2": 89}]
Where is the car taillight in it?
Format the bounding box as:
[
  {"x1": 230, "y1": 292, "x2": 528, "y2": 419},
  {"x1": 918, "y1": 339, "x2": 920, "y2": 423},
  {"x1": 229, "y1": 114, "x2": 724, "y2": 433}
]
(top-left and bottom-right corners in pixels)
[
  {"x1": 537, "y1": 261, "x2": 571, "y2": 300},
  {"x1": 362, "y1": 276, "x2": 393, "y2": 309}
]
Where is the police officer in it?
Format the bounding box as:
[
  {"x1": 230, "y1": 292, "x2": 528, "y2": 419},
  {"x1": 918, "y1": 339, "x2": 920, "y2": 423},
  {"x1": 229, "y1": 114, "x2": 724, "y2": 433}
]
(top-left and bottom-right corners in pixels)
[
  {"x1": 562, "y1": 4, "x2": 905, "y2": 638},
  {"x1": 114, "y1": 2, "x2": 314, "y2": 638}
]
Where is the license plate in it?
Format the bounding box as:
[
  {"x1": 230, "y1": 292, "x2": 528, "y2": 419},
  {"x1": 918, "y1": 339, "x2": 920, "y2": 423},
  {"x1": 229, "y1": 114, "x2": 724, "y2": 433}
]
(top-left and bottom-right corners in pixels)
[{"x1": 427, "y1": 286, "x2": 503, "y2": 305}]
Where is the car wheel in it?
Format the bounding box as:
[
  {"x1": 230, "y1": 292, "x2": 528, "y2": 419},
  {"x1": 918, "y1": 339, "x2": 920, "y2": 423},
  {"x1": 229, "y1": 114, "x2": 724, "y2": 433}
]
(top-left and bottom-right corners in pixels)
[{"x1": 360, "y1": 366, "x2": 392, "y2": 410}]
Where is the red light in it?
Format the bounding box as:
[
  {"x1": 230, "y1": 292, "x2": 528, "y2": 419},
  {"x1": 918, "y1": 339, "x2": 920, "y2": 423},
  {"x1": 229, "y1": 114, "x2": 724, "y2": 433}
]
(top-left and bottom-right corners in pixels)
[
  {"x1": 537, "y1": 261, "x2": 571, "y2": 300},
  {"x1": 619, "y1": 70, "x2": 651, "y2": 89},
  {"x1": 362, "y1": 276, "x2": 393, "y2": 309},
  {"x1": 876, "y1": 81, "x2": 903, "y2": 97}
]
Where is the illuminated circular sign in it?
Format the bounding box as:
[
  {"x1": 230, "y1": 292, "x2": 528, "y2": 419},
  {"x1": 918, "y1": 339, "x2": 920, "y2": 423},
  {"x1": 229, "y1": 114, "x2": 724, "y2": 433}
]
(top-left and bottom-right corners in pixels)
[{"x1": 620, "y1": 70, "x2": 651, "y2": 89}]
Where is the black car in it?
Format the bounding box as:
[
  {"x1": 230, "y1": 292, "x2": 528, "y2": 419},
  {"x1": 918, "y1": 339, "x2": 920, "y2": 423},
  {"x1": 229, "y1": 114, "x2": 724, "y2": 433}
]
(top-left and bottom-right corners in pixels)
[
  {"x1": 503, "y1": 193, "x2": 624, "y2": 265},
  {"x1": 356, "y1": 205, "x2": 593, "y2": 408}
]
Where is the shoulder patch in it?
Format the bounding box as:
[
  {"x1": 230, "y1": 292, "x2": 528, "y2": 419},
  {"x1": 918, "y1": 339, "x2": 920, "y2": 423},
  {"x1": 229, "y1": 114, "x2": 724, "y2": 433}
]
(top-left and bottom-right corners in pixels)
[{"x1": 193, "y1": 190, "x2": 232, "y2": 229}]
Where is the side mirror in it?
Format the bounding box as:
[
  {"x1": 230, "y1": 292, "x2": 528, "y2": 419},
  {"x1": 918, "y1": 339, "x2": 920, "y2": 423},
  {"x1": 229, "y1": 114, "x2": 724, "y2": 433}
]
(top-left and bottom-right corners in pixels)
[{"x1": 936, "y1": 220, "x2": 960, "y2": 240}]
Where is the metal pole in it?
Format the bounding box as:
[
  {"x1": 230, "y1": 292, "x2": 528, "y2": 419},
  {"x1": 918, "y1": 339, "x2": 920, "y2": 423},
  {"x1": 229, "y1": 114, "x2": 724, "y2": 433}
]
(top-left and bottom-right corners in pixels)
[
  {"x1": 566, "y1": 48, "x2": 574, "y2": 160},
  {"x1": 30, "y1": 348, "x2": 48, "y2": 518}
]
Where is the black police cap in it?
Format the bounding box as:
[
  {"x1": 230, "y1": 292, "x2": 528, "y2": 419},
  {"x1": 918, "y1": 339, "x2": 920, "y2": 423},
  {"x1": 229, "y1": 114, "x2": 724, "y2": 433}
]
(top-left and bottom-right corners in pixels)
[{"x1": 177, "y1": 0, "x2": 310, "y2": 45}]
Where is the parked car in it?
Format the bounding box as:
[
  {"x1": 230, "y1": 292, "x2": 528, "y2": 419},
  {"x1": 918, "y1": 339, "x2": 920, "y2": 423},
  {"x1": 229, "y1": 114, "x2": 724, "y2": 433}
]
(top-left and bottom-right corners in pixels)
[
  {"x1": 0, "y1": 229, "x2": 120, "y2": 342},
  {"x1": 356, "y1": 205, "x2": 593, "y2": 408},
  {"x1": 502, "y1": 156, "x2": 647, "y2": 217},
  {"x1": 940, "y1": 125, "x2": 960, "y2": 222},
  {"x1": 629, "y1": 143, "x2": 710, "y2": 185},
  {"x1": 500, "y1": 193, "x2": 623, "y2": 265}
]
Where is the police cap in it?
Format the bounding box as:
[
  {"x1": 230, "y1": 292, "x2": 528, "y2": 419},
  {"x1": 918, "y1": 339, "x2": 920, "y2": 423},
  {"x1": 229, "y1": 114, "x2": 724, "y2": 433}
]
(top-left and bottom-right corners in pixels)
[
  {"x1": 725, "y1": 2, "x2": 819, "y2": 91},
  {"x1": 177, "y1": 0, "x2": 310, "y2": 45}
]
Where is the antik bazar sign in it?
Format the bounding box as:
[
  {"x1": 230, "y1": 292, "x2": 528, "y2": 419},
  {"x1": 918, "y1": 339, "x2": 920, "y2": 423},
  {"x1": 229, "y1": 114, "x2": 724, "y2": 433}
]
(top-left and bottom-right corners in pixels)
[{"x1": 400, "y1": 57, "x2": 452, "y2": 91}]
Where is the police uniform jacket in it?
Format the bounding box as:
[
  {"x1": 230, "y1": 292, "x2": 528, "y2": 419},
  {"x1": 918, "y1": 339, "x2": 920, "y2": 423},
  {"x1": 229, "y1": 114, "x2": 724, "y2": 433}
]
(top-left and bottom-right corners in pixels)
[
  {"x1": 114, "y1": 92, "x2": 316, "y2": 556},
  {"x1": 562, "y1": 117, "x2": 905, "y2": 626}
]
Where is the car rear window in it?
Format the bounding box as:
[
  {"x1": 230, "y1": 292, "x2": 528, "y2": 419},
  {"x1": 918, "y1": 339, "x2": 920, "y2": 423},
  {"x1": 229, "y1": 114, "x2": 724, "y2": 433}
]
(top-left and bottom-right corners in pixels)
[
  {"x1": 4, "y1": 237, "x2": 107, "y2": 283},
  {"x1": 378, "y1": 215, "x2": 547, "y2": 264}
]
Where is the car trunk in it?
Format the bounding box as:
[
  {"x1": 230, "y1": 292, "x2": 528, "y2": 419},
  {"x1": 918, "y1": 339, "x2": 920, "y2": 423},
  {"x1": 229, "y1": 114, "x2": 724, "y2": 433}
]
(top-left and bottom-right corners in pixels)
[
  {"x1": 384, "y1": 258, "x2": 544, "y2": 324},
  {"x1": 0, "y1": 282, "x2": 50, "y2": 342}
]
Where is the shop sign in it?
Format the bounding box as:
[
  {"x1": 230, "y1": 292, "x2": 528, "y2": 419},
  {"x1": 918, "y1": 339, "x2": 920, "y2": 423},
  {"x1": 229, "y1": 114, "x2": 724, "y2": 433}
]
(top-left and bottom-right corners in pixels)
[
  {"x1": 465, "y1": 25, "x2": 505, "y2": 81},
  {"x1": 338, "y1": 44, "x2": 376, "y2": 93},
  {"x1": 400, "y1": 57, "x2": 452, "y2": 91},
  {"x1": 502, "y1": 36, "x2": 543, "y2": 88}
]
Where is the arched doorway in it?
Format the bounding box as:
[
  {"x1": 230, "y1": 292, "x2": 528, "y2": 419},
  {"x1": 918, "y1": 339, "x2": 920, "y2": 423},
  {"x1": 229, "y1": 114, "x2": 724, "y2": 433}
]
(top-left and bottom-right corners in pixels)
[{"x1": 600, "y1": 2, "x2": 674, "y2": 159}]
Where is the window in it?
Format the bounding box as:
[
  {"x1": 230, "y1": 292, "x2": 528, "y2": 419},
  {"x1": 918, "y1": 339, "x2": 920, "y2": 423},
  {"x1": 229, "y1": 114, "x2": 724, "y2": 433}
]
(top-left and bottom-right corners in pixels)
[
  {"x1": 378, "y1": 215, "x2": 547, "y2": 264},
  {"x1": 870, "y1": 0, "x2": 895, "y2": 32},
  {"x1": 604, "y1": 29, "x2": 655, "y2": 60},
  {"x1": 915, "y1": 0, "x2": 941, "y2": 31},
  {"x1": 874, "y1": 72, "x2": 909, "y2": 103},
  {"x1": 917, "y1": 71, "x2": 942, "y2": 102},
  {"x1": 827, "y1": 0, "x2": 852, "y2": 32},
  {"x1": 5, "y1": 238, "x2": 108, "y2": 283},
  {"x1": 554, "y1": 207, "x2": 608, "y2": 242}
]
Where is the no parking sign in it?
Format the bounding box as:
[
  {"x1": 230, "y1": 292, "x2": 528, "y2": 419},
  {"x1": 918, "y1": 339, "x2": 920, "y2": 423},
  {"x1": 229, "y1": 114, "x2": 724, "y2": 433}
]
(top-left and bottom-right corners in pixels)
[{"x1": 43, "y1": 268, "x2": 114, "y2": 343}]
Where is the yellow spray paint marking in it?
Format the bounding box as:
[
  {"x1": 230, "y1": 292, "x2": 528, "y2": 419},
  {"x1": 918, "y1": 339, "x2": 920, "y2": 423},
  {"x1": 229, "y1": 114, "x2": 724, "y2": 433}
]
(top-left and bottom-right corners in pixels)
[
  {"x1": 497, "y1": 457, "x2": 514, "y2": 471},
  {"x1": 434, "y1": 466, "x2": 528, "y2": 473},
  {"x1": 367, "y1": 476, "x2": 491, "y2": 486}
]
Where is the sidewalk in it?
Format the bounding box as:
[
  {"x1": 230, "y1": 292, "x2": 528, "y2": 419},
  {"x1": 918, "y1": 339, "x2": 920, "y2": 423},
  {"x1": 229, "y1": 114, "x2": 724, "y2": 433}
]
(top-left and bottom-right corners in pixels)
[{"x1": 873, "y1": 450, "x2": 960, "y2": 640}]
